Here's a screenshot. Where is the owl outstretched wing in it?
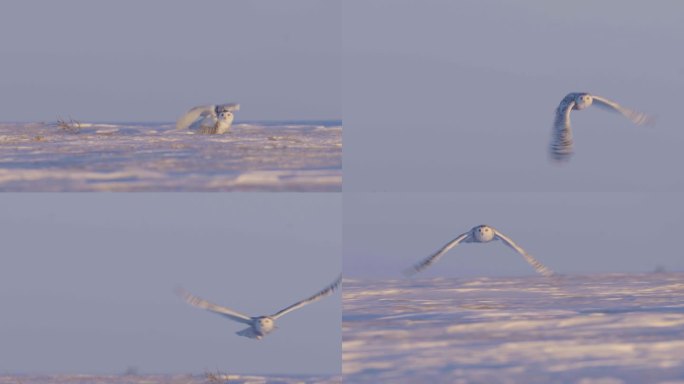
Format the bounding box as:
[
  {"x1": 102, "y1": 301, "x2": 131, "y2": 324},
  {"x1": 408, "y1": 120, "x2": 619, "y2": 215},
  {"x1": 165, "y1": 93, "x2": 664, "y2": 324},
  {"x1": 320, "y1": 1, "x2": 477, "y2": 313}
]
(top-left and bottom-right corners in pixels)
[
  {"x1": 591, "y1": 95, "x2": 653, "y2": 126},
  {"x1": 271, "y1": 276, "x2": 341, "y2": 319},
  {"x1": 176, "y1": 287, "x2": 253, "y2": 325},
  {"x1": 175, "y1": 105, "x2": 217, "y2": 130},
  {"x1": 405, "y1": 231, "x2": 471, "y2": 276},
  {"x1": 217, "y1": 103, "x2": 240, "y2": 113},
  {"x1": 493, "y1": 230, "x2": 554, "y2": 277}
]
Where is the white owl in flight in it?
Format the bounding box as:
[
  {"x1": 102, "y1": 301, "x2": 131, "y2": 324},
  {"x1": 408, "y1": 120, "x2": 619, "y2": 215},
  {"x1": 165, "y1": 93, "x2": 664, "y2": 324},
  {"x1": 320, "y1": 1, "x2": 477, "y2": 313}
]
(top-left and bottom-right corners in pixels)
[
  {"x1": 177, "y1": 275, "x2": 341, "y2": 340},
  {"x1": 175, "y1": 103, "x2": 240, "y2": 134},
  {"x1": 406, "y1": 225, "x2": 554, "y2": 277},
  {"x1": 551, "y1": 92, "x2": 653, "y2": 162}
]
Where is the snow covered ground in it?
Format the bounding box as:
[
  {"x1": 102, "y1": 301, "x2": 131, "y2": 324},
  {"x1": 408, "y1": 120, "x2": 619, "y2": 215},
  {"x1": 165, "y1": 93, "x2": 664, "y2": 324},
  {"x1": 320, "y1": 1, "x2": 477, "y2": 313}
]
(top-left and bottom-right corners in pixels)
[
  {"x1": 343, "y1": 273, "x2": 684, "y2": 383},
  {"x1": 0, "y1": 121, "x2": 341, "y2": 192},
  {"x1": 0, "y1": 374, "x2": 341, "y2": 384}
]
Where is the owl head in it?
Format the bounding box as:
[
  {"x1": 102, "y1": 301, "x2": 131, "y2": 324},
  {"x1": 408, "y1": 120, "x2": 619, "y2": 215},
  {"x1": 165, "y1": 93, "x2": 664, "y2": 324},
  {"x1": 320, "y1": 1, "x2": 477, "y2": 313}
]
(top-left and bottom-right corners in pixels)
[
  {"x1": 255, "y1": 316, "x2": 275, "y2": 332},
  {"x1": 218, "y1": 111, "x2": 234, "y2": 121},
  {"x1": 472, "y1": 225, "x2": 495, "y2": 242},
  {"x1": 574, "y1": 93, "x2": 593, "y2": 110}
]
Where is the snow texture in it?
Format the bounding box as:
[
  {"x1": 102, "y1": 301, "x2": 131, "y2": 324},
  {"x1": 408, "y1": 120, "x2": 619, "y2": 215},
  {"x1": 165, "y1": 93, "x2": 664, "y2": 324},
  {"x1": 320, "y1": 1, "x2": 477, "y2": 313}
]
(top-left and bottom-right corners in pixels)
[
  {"x1": 0, "y1": 121, "x2": 341, "y2": 192},
  {"x1": 343, "y1": 273, "x2": 684, "y2": 383},
  {"x1": 0, "y1": 374, "x2": 341, "y2": 384}
]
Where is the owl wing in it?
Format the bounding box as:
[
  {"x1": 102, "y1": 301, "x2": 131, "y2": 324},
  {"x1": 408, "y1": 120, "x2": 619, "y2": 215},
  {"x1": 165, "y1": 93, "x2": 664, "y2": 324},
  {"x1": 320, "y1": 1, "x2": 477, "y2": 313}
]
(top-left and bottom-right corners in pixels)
[
  {"x1": 175, "y1": 105, "x2": 217, "y2": 130},
  {"x1": 591, "y1": 95, "x2": 653, "y2": 126},
  {"x1": 176, "y1": 287, "x2": 253, "y2": 325},
  {"x1": 271, "y1": 276, "x2": 341, "y2": 319},
  {"x1": 405, "y1": 232, "x2": 471, "y2": 276},
  {"x1": 550, "y1": 96, "x2": 576, "y2": 162},
  {"x1": 217, "y1": 103, "x2": 240, "y2": 113},
  {"x1": 493, "y1": 230, "x2": 554, "y2": 277}
]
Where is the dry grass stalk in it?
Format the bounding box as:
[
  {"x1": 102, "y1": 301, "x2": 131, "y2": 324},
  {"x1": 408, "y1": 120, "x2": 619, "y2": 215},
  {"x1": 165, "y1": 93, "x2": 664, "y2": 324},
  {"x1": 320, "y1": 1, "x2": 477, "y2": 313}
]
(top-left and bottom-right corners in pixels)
[
  {"x1": 204, "y1": 369, "x2": 232, "y2": 383},
  {"x1": 56, "y1": 116, "x2": 82, "y2": 134}
]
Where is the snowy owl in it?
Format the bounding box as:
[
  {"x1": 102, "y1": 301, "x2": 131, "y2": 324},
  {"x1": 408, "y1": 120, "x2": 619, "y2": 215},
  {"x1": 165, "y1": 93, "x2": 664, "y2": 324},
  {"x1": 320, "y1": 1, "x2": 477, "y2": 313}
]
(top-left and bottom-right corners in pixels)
[
  {"x1": 175, "y1": 103, "x2": 240, "y2": 134},
  {"x1": 551, "y1": 92, "x2": 652, "y2": 162},
  {"x1": 177, "y1": 275, "x2": 341, "y2": 340},
  {"x1": 406, "y1": 225, "x2": 554, "y2": 277}
]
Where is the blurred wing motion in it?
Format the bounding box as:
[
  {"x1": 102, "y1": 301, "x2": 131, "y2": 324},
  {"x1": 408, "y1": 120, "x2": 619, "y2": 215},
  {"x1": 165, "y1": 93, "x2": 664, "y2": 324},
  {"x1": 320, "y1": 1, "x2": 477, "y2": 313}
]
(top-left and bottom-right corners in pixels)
[
  {"x1": 176, "y1": 287, "x2": 252, "y2": 325},
  {"x1": 591, "y1": 95, "x2": 653, "y2": 126},
  {"x1": 494, "y1": 230, "x2": 554, "y2": 277},
  {"x1": 217, "y1": 103, "x2": 240, "y2": 113},
  {"x1": 175, "y1": 105, "x2": 216, "y2": 130},
  {"x1": 271, "y1": 276, "x2": 342, "y2": 319},
  {"x1": 550, "y1": 95, "x2": 576, "y2": 162},
  {"x1": 405, "y1": 232, "x2": 470, "y2": 276}
]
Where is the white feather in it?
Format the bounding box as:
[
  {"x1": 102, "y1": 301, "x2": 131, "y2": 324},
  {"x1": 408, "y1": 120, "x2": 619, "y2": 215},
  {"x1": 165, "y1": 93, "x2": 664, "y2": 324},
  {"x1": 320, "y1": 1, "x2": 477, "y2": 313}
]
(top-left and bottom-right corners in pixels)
[{"x1": 175, "y1": 103, "x2": 240, "y2": 133}]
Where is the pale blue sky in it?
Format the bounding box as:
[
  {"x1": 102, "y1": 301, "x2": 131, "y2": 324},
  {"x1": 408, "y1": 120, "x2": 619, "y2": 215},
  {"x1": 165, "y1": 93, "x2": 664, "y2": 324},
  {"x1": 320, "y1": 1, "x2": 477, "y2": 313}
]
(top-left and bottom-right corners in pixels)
[
  {"x1": 2, "y1": 0, "x2": 684, "y2": 376},
  {"x1": 345, "y1": 192, "x2": 684, "y2": 278},
  {"x1": 339, "y1": 2, "x2": 684, "y2": 276},
  {"x1": 0, "y1": 0, "x2": 340, "y2": 122},
  {"x1": 343, "y1": 0, "x2": 684, "y2": 192},
  {"x1": 0, "y1": 194, "x2": 341, "y2": 375}
]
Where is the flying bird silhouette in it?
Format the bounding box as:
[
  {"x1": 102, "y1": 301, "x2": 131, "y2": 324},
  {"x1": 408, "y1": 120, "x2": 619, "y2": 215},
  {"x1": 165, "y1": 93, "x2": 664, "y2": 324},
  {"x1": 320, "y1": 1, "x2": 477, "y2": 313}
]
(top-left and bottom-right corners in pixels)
[
  {"x1": 406, "y1": 225, "x2": 554, "y2": 277},
  {"x1": 175, "y1": 103, "x2": 240, "y2": 134},
  {"x1": 177, "y1": 275, "x2": 341, "y2": 340},
  {"x1": 551, "y1": 92, "x2": 652, "y2": 162}
]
